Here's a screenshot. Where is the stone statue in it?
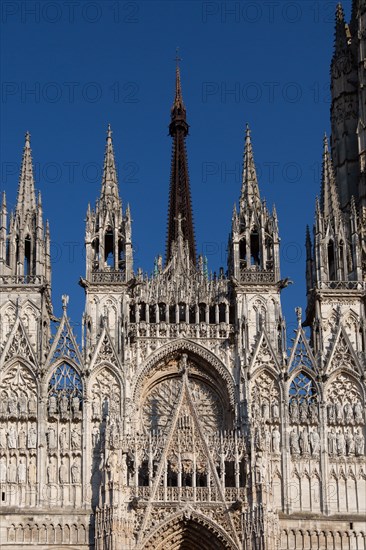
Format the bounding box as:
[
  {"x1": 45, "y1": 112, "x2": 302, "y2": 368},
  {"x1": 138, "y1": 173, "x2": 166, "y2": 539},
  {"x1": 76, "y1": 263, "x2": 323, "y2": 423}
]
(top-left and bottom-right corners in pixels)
[
  {"x1": 18, "y1": 427, "x2": 26, "y2": 449},
  {"x1": 8, "y1": 395, "x2": 18, "y2": 417},
  {"x1": 28, "y1": 458, "x2": 37, "y2": 484},
  {"x1": 335, "y1": 401, "x2": 344, "y2": 424},
  {"x1": 18, "y1": 394, "x2": 27, "y2": 417},
  {"x1": 345, "y1": 429, "x2": 355, "y2": 455},
  {"x1": 72, "y1": 395, "x2": 80, "y2": 417},
  {"x1": 354, "y1": 402, "x2": 363, "y2": 424},
  {"x1": 289, "y1": 400, "x2": 299, "y2": 424},
  {"x1": 59, "y1": 427, "x2": 67, "y2": 451},
  {"x1": 265, "y1": 429, "x2": 271, "y2": 452},
  {"x1": 309, "y1": 430, "x2": 320, "y2": 455},
  {"x1": 336, "y1": 430, "x2": 345, "y2": 456},
  {"x1": 0, "y1": 394, "x2": 7, "y2": 417},
  {"x1": 272, "y1": 402, "x2": 280, "y2": 422},
  {"x1": 327, "y1": 402, "x2": 335, "y2": 424},
  {"x1": 354, "y1": 429, "x2": 365, "y2": 456},
  {"x1": 309, "y1": 402, "x2": 318, "y2": 424},
  {"x1": 27, "y1": 425, "x2": 37, "y2": 449},
  {"x1": 17, "y1": 458, "x2": 26, "y2": 484},
  {"x1": 8, "y1": 458, "x2": 17, "y2": 483},
  {"x1": 47, "y1": 426, "x2": 56, "y2": 449},
  {"x1": 299, "y1": 430, "x2": 309, "y2": 454},
  {"x1": 28, "y1": 394, "x2": 37, "y2": 416},
  {"x1": 262, "y1": 401, "x2": 270, "y2": 422},
  {"x1": 92, "y1": 426, "x2": 99, "y2": 448},
  {"x1": 71, "y1": 428, "x2": 81, "y2": 450},
  {"x1": 328, "y1": 429, "x2": 337, "y2": 455},
  {"x1": 47, "y1": 460, "x2": 56, "y2": 484},
  {"x1": 59, "y1": 460, "x2": 68, "y2": 484},
  {"x1": 0, "y1": 426, "x2": 6, "y2": 449},
  {"x1": 272, "y1": 427, "x2": 281, "y2": 453},
  {"x1": 60, "y1": 394, "x2": 69, "y2": 418},
  {"x1": 290, "y1": 429, "x2": 300, "y2": 455},
  {"x1": 71, "y1": 459, "x2": 81, "y2": 484},
  {"x1": 7, "y1": 425, "x2": 17, "y2": 449},
  {"x1": 0, "y1": 457, "x2": 6, "y2": 483},
  {"x1": 92, "y1": 397, "x2": 101, "y2": 419},
  {"x1": 300, "y1": 400, "x2": 308, "y2": 424},
  {"x1": 48, "y1": 395, "x2": 57, "y2": 416},
  {"x1": 344, "y1": 402, "x2": 354, "y2": 424},
  {"x1": 254, "y1": 428, "x2": 263, "y2": 452},
  {"x1": 102, "y1": 397, "x2": 109, "y2": 418}
]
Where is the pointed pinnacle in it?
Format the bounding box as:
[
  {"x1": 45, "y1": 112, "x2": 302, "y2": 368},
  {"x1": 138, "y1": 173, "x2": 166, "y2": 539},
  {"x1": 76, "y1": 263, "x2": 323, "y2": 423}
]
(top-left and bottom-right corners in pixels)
[
  {"x1": 321, "y1": 135, "x2": 341, "y2": 221},
  {"x1": 241, "y1": 123, "x2": 261, "y2": 210},
  {"x1": 100, "y1": 124, "x2": 120, "y2": 203},
  {"x1": 16, "y1": 131, "x2": 37, "y2": 216},
  {"x1": 1, "y1": 191, "x2": 6, "y2": 210},
  {"x1": 333, "y1": 2, "x2": 349, "y2": 56}
]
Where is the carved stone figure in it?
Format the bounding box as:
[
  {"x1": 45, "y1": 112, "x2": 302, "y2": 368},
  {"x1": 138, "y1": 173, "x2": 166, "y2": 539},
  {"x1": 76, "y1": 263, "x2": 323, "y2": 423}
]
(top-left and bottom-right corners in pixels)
[
  {"x1": 336, "y1": 430, "x2": 345, "y2": 456},
  {"x1": 59, "y1": 427, "x2": 67, "y2": 451},
  {"x1": 28, "y1": 458, "x2": 36, "y2": 484},
  {"x1": 309, "y1": 402, "x2": 318, "y2": 424},
  {"x1": 8, "y1": 395, "x2": 18, "y2": 417},
  {"x1": 299, "y1": 430, "x2": 309, "y2": 454},
  {"x1": 92, "y1": 426, "x2": 99, "y2": 448},
  {"x1": 335, "y1": 401, "x2": 344, "y2": 424},
  {"x1": 71, "y1": 459, "x2": 81, "y2": 483},
  {"x1": 309, "y1": 430, "x2": 320, "y2": 455},
  {"x1": 8, "y1": 457, "x2": 17, "y2": 483},
  {"x1": 18, "y1": 394, "x2": 27, "y2": 417},
  {"x1": 27, "y1": 425, "x2": 37, "y2": 449},
  {"x1": 272, "y1": 427, "x2": 280, "y2": 453},
  {"x1": 300, "y1": 401, "x2": 308, "y2": 424},
  {"x1": 28, "y1": 394, "x2": 37, "y2": 416},
  {"x1": 7, "y1": 425, "x2": 17, "y2": 449},
  {"x1": 48, "y1": 395, "x2": 57, "y2": 416},
  {"x1": 17, "y1": 458, "x2": 26, "y2": 484},
  {"x1": 18, "y1": 426, "x2": 26, "y2": 449},
  {"x1": 272, "y1": 402, "x2": 279, "y2": 422},
  {"x1": 355, "y1": 429, "x2": 365, "y2": 456},
  {"x1": 47, "y1": 426, "x2": 56, "y2": 449},
  {"x1": 354, "y1": 402, "x2": 363, "y2": 424},
  {"x1": 327, "y1": 402, "x2": 335, "y2": 424},
  {"x1": 0, "y1": 426, "x2": 6, "y2": 449},
  {"x1": 0, "y1": 457, "x2": 6, "y2": 483},
  {"x1": 60, "y1": 394, "x2": 69, "y2": 418},
  {"x1": 328, "y1": 429, "x2": 337, "y2": 456},
  {"x1": 344, "y1": 402, "x2": 354, "y2": 424},
  {"x1": 289, "y1": 400, "x2": 299, "y2": 423},
  {"x1": 59, "y1": 459, "x2": 68, "y2": 484},
  {"x1": 290, "y1": 429, "x2": 300, "y2": 455},
  {"x1": 47, "y1": 460, "x2": 56, "y2": 484},
  {"x1": 345, "y1": 429, "x2": 355, "y2": 455},
  {"x1": 0, "y1": 394, "x2": 7, "y2": 417},
  {"x1": 262, "y1": 401, "x2": 270, "y2": 422},
  {"x1": 92, "y1": 398, "x2": 101, "y2": 419},
  {"x1": 71, "y1": 428, "x2": 81, "y2": 450},
  {"x1": 72, "y1": 395, "x2": 80, "y2": 417}
]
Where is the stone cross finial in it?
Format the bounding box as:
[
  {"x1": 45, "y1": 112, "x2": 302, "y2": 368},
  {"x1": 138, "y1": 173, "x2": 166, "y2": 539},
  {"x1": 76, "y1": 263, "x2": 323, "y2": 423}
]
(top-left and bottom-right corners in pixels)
[
  {"x1": 62, "y1": 295, "x2": 69, "y2": 311},
  {"x1": 295, "y1": 307, "x2": 302, "y2": 326}
]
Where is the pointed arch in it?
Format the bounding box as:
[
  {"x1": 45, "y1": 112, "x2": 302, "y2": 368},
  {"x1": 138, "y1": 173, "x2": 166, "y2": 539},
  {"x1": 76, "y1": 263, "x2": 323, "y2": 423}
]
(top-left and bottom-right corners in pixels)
[{"x1": 89, "y1": 363, "x2": 124, "y2": 420}]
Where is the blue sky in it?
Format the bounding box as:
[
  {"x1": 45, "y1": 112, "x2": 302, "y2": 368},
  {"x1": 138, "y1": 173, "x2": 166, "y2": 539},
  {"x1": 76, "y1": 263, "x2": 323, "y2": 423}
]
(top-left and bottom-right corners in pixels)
[{"x1": 0, "y1": 0, "x2": 353, "y2": 339}]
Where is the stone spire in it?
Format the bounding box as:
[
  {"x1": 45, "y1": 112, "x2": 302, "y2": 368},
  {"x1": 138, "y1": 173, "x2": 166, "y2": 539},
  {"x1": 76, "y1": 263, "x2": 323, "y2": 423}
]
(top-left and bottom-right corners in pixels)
[
  {"x1": 240, "y1": 124, "x2": 261, "y2": 212},
  {"x1": 333, "y1": 3, "x2": 349, "y2": 56},
  {"x1": 100, "y1": 124, "x2": 120, "y2": 207},
  {"x1": 166, "y1": 63, "x2": 196, "y2": 265},
  {"x1": 321, "y1": 135, "x2": 341, "y2": 222},
  {"x1": 16, "y1": 132, "x2": 37, "y2": 217}
]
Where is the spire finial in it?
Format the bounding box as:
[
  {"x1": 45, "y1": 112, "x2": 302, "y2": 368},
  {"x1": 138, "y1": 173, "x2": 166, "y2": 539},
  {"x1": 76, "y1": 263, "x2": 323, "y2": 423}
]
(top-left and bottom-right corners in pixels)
[
  {"x1": 100, "y1": 124, "x2": 120, "y2": 204},
  {"x1": 16, "y1": 131, "x2": 37, "y2": 216},
  {"x1": 240, "y1": 123, "x2": 261, "y2": 211},
  {"x1": 321, "y1": 135, "x2": 341, "y2": 221}
]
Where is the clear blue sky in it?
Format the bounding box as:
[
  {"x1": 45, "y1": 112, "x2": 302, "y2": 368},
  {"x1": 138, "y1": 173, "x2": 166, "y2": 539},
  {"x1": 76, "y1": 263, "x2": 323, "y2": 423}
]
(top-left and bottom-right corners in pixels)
[{"x1": 0, "y1": 0, "x2": 353, "y2": 340}]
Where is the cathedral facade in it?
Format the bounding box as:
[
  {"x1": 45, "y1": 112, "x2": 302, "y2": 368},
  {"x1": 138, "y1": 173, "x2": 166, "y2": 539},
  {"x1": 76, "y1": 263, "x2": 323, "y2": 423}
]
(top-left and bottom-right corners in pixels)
[{"x1": 0, "y1": 3, "x2": 366, "y2": 549}]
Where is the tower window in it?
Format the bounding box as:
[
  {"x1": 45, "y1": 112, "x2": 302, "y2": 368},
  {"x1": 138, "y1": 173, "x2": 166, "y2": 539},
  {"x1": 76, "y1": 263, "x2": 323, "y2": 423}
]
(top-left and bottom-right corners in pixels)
[
  {"x1": 139, "y1": 302, "x2": 146, "y2": 322},
  {"x1": 199, "y1": 303, "x2": 206, "y2": 323},
  {"x1": 149, "y1": 305, "x2": 156, "y2": 323},
  {"x1": 250, "y1": 230, "x2": 260, "y2": 266},
  {"x1": 158, "y1": 303, "x2": 166, "y2": 322},
  {"x1": 327, "y1": 240, "x2": 336, "y2": 281},
  {"x1": 239, "y1": 239, "x2": 247, "y2": 267},
  {"x1": 219, "y1": 303, "x2": 226, "y2": 323},
  {"x1": 104, "y1": 229, "x2": 114, "y2": 268},
  {"x1": 24, "y1": 236, "x2": 31, "y2": 277},
  {"x1": 179, "y1": 303, "x2": 186, "y2": 322},
  {"x1": 169, "y1": 305, "x2": 176, "y2": 323},
  {"x1": 209, "y1": 305, "x2": 216, "y2": 324}
]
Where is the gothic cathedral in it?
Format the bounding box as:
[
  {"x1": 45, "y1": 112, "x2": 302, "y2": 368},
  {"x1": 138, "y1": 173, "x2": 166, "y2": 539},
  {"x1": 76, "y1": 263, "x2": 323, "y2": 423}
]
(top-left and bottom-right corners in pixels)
[{"x1": 0, "y1": 3, "x2": 366, "y2": 549}]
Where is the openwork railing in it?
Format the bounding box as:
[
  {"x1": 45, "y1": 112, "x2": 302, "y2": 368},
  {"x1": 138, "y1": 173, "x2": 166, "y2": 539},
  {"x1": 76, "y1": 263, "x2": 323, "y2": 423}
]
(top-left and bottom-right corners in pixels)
[
  {"x1": 0, "y1": 275, "x2": 44, "y2": 285},
  {"x1": 91, "y1": 271, "x2": 125, "y2": 283},
  {"x1": 240, "y1": 269, "x2": 275, "y2": 284},
  {"x1": 135, "y1": 486, "x2": 245, "y2": 502},
  {"x1": 317, "y1": 281, "x2": 366, "y2": 291}
]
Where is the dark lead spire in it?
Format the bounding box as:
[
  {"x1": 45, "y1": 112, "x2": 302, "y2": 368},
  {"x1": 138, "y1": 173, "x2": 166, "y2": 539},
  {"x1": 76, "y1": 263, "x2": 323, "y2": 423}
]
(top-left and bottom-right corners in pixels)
[{"x1": 166, "y1": 61, "x2": 196, "y2": 265}]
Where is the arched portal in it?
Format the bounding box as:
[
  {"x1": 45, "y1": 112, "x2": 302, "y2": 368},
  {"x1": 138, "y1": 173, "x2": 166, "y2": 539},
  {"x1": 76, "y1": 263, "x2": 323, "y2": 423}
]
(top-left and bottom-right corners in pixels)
[{"x1": 142, "y1": 514, "x2": 237, "y2": 550}]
